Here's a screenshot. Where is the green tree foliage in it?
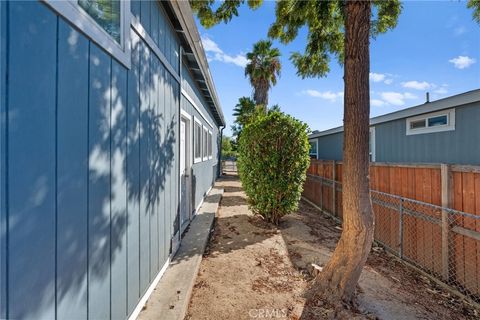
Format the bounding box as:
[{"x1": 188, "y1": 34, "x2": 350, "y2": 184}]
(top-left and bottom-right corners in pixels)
[
  {"x1": 245, "y1": 40, "x2": 282, "y2": 107},
  {"x1": 230, "y1": 96, "x2": 257, "y2": 139},
  {"x1": 238, "y1": 112, "x2": 310, "y2": 225},
  {"x1": 221, "y1": 136, "x2": 236, "y2": 159},
  {"x1": 468, "y1": 0, "x2": 480, "y2": 22}
]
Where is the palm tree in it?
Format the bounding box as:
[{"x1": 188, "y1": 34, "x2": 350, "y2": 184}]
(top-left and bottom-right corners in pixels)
[
  {"x1": 245, "y1": 40, "x2": 281, "y2": 110},
  {"x1": 231, "y1": 97, "x2": 257, "y2": 139}
]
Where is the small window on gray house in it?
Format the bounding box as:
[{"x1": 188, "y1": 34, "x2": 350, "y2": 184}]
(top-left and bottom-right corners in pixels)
[
  {"x1": 194, "y1": 120, "x2": 202, "y2": 162},
  {"x1": 79, "y1": 0, "x2": 121, "y2": 43},
  {"x1": 406, "y1": 108, "x2": 455, "y2": 135},
  {"x1": 203, "y1": 128, "x2": 209, "y2": 160},
  {"x1": 208, "y1": 131, "x2": 213, "y2": 159},
  {"x1": 309, "y1": 141, "x2": 318, "y2": 159},
  {"x1": 428, "y1": 115, "x2": 448, "y2": 127},
  {"x1": 410, "y1": 119, "x2": 426, "y2": 130}
]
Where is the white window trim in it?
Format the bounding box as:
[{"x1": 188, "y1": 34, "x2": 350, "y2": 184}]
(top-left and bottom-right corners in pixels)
[
  {"x1": 208, "y1": 130, "x2": 213, "y2": 160},
  {"x1": 369, "y1": 127, "x2": 376, "y2": 162},
  {"x1": 406, "y1": 108, "x2": 455, "y2": 136},
  {"x1": 202, "y1": 126, "x2": 209, "y2": 161},
  {"x1": 43, "y1": 0, "x2": 131, "y2": 68},
  {"x1": 181, "y1": 109, "x2": 193, "y2": 167},
  {"x1": 309, "y1": 139, "x2": 318, "y2": 159},
  {"x1": 193, "y1": 118, "x2": 203, "y2": 164}
]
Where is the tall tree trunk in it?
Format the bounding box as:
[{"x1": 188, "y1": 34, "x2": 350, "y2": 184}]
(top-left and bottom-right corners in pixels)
[
  {"x1": 309, "y1": 0, "x2": 374, "y2": 305},
  {"x1": 253, "y1": 81, "x2": 269, "y2": 112}
]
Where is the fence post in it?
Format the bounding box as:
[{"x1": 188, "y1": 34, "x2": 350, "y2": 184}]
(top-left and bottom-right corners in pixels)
[
  {"x1": 399, "y1": 198, "x2": 404, "y2": 258},
  {"x1": 441, "y1": 164, "x2": 452, "y2": 281},
  {"x1": 332, "y1": 160, "x2": 336, "y2": 216}
]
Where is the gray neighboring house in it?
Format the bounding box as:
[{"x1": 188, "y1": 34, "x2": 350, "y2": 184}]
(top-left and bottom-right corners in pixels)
[
  {"x1": 309, "y1": 89, "x2": 480, "y2": 165},
  {"x1": 0, "y1": 1, "x2": 225, "y2": 319}
]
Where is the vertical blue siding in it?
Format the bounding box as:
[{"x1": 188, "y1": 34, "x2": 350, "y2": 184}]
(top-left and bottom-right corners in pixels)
[
  {"x1": 110, "y1": 59, "x2": 128, "y2": 320},
  {"x1": 2, "y1": 1, "x2": 222, "y2": 319},
  {"x1": 8, "y1": 2, "x2": 57, "y2": 319},
  {"x1": 149, "y1": 54, "x2": 160, "y2": 281},
  {"x1": 138, "y1": 39, "x2": 150, "y2": 295},
  {"x1": 164, "y1": 72, "x2": 172, "y2": 251},
  {"x1": 126, "y1": 30, "x2": 141, "y2": 315},
  {"x1": 56, "y1": 20, "x2": 89, "y2": 320},
  {"x1": 87, "y1": 43, "x2": 111, "y2": 320},
  {"x1": 0, "y1": 1, "x2": 7, "y2": 318}
]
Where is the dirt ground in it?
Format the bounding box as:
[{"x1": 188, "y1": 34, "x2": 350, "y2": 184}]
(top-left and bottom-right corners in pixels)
[{"x1": 186, "y1": 172, "x2": 479, "y2": 320}]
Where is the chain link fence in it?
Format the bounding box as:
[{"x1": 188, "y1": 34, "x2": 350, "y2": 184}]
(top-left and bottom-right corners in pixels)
[{"x1": 304, "y1": 174, "x2": 480, "y2": 305}]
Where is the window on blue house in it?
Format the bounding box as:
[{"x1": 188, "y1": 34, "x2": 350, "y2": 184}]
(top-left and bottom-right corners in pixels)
[
  {"x1": 406, "y1": 108, "x2": 455, "y2": 135},
  {"x1": 79, "y1": 0, "x2": 121, "y2": 43},
  {"x1": 194, "y1": 119, "x2": 202, "y2": 163},
  {"x1": 309, "y1": 140, "x2": 318, "y2": 159}
]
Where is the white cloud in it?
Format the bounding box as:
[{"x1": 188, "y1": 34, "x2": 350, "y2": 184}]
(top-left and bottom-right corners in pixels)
[
  {"x1": 201, "y1": 35, "x2": 248, "y2": 68},
  {"x1": 371, "y1": 99, "x2": 385, "y2": 107},
  {"x1": 201, "y1": 36, "x2": 223, "y2": 54},
  {"x1": 401, "y1": 81, "x2": 432, "y2": 90},
  {"x1": 449, "y1": 55, "x2": 476, "y2": 69},
  {"x1": 380, "y1": 92, "x2": 417, "y2": 106},
  {"x1": 369, "y1": 72, "x2": 393, "y2": 84},
  {"x1": 369, "y1": 72, "x2": 386, "y2": 82},
  {"x1": 302, "y1": 90, "x2": 344, "y2": 102}
]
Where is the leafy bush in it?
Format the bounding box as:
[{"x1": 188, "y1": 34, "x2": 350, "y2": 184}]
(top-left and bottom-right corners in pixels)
[{"x1": 238, "y1": 111, "x2": 310, "y2": 224}]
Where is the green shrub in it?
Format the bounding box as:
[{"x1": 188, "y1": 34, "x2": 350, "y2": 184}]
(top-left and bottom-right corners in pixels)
[{"x1": 237, "y1": 111, "x2": 310, "y2": 225}]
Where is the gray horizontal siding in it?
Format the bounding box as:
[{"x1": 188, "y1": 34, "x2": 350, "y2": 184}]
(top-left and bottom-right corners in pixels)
[
  {"x1": 375, "y1": 102, "x2": 480, "y2": 165},
  {"x1": 0, "y1": 1, "x2": 212, "y2": 319}
]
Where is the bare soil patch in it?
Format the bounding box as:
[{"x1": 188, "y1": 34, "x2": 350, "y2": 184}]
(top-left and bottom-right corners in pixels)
[{"x1": 186, "y1": 173, "x2": 478, "y2": 320}]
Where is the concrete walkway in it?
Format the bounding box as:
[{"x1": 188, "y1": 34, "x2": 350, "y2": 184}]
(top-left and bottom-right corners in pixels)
[{"x1": 138, "y1": 186, "x2": 223, "y2": 320}]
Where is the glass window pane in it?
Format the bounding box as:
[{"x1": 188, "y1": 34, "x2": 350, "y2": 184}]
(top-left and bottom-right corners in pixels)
[
  {"x1": 428, "y1": 115, "x2": 448, "y2": 127},
  {"x1": 410, "y1": 119, "x2": 426, "y2": 129},
  {"x1": 309, "y1": 142, "x2": 317, "y2": 154},
  {"x1": 194, "y1": 123, "x2": 201, "y2": 159},
  {"x1": 79, "y1": 0, "x2": 121, "y2": 44}
]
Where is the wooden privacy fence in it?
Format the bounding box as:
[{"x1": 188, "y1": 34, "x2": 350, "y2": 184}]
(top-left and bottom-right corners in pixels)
[{"x1": 303, "y1": 159, "x2": 480, "y2": 304}]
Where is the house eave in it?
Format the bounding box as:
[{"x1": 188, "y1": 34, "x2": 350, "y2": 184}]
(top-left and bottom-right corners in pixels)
[{"x1": 309, "y1": 89, "x2": 480, "y2": 139}]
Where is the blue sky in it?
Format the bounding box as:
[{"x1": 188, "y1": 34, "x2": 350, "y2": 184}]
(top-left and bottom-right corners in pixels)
[{"x1": 196, "y1": 1, "x2": 480, "y2": 136}]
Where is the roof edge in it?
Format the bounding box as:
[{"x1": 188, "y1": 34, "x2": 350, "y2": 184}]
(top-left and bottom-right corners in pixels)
[
  {"x1": 168, "y1": 1, "x2": 225, "y2": 127},
  {"x1": 309, "y1": 89, "x2": 480, "y2": 139}
]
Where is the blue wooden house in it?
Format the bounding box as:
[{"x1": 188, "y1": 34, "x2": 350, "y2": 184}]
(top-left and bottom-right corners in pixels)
[
  {"x1": 0, "y1": 1, "x2": 225, "y2": 319},
  {"x1": 309, "y1": 89, "x2": 480, "y2": 165}
]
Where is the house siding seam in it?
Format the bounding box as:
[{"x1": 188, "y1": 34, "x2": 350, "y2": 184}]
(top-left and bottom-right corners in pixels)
[{"x1": 0, "y1": 1, "x2": 221, "y2": 320}]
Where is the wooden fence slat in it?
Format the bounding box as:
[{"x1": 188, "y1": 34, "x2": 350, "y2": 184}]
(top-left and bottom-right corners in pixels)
[
  {"x1": 462, "y1": 172, "x2": 477, "y2": 293},
  {"x1": 453, "y1": 172, "x2": 465, "y2": 288}
]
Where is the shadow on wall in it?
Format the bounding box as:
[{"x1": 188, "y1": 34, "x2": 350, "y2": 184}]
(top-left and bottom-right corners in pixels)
[{"x1": 3, "y1": 7, "x2": 177, "y2": 319}]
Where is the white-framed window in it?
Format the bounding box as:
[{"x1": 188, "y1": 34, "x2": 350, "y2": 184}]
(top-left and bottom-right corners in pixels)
[
  {"x1": 208, "y1": 130, "x2": 213, "y2": 159},
  {"x1": 194, "y1": 118, "x2": 202, "y2": 163},
  {"x1": 309, "y1": 140, "x2": 318, "y2": 159},
  {"x1": 406, "y1": 108, "x2": 455, "y2": 135},
  {"x1": 43, "y1": 0, "x2": 131, "y2": 68},
  {"x1": 202, "y1": 127, "x2": 209, "y2": 161}
]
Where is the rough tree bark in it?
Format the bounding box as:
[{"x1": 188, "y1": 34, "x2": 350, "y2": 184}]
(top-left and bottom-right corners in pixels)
[
  {"x1": 253, "y1": 80, "x2": 269, "y2": 111},
  {"x1": 309, "y1": 1, "x2": 374, "y2": 305}
]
